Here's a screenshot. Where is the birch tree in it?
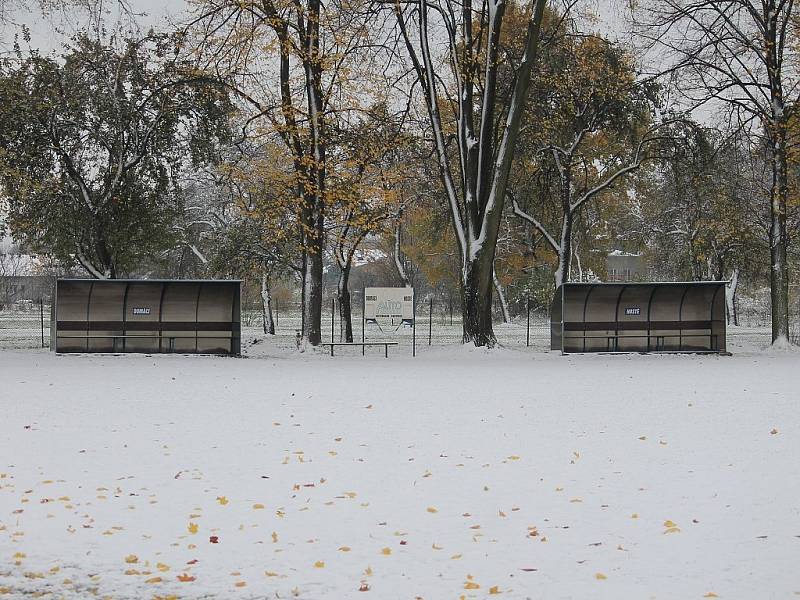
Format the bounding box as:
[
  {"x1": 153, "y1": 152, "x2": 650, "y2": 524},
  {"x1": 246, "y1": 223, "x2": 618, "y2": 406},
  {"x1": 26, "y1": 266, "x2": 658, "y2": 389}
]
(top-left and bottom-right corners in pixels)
[
  {"x1": 392, "y1": 0, "x2": 548, "y2": 346},
  {"x1": 632, "y1": 0, "x2": 799, "y2": 344}
]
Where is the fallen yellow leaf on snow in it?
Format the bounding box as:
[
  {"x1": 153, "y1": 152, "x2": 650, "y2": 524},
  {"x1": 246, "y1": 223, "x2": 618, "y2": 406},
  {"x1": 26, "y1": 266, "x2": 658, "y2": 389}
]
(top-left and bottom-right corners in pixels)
[
  {"x1": 703, "y1": 594, "x2": 719, "y2": 598},
  {"x1": 188, "y1": 522, "x2": 199, "y2": 534},
  {"x1": 489, "y1": 586, "x2": 502, "y2": 594},
  {"x1": 381, "y1": 547, "x2": 392, "y2": 555},
  {"x1": 253, "y1": 503, "x2": 265, "y2": 510},
  {"x1": 156, "y1": 562, "x2": 170, "y2": 572},
  {"x1": 217, "y1": 496, "x2": 229, "y2": 505},
  {"x1": 234, "y1": 581, "x2": 246, "y2": 588},
  {"x1": 595, "y1": 573, "x2": 607, "y2": 580},
  {"x1": 464, "y1": 581, "x2": 480, "y2": 590},
  {"x1": 314, "y1": 561, "x2": 325, "y2": 568},
  {"x1": 427, "y1": 507, "x2": 438, "y2": 513},
  {"x1": 124, "y1": 555, "x2": 138, "y2": 564},
  {"x1": 339, "y1": 546, "x2": 351, "y2": 552},
  {"x1": 145, "y1": 576, "x2": 162, "y2": 584}
]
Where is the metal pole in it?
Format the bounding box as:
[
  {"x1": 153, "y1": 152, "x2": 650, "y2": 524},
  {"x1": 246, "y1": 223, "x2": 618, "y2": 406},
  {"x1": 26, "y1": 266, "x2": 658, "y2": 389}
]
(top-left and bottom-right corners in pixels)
[
  {"x1": 526, "y1": 298, "x2": 531, "y2": 347},
  {"x1": 428, "y1": 297, "x2": 433, "y2": 346},
  {"x1": 449, "y1": 297, "x2": 453, "y2": 326},
  {"x1": 331, "y1": 298, "x2": 335, "y2": 344},
  {"x1": 362, "y1": 291, "x2": 365, "y2": 356},
  {"x1": 275, "y1": 299, "x2": 278, "y2": 329},
  {"x1": 40, "y1": 298, "x2": 45, "y2": 348},
  {"x1": 412, "y1": 294, "x2": 416, "y2": 357}
]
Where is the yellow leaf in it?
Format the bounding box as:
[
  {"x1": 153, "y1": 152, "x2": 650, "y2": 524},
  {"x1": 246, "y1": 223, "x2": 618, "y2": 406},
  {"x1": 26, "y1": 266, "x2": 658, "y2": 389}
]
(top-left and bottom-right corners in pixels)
[
  {"x1": 364, "y1": 566, "x2": 373, "y2": 577},
  {"x1": 703, "y1": 594, "x2": 719, "y2": 598},
  {"x1": 663, "y1": 520, "x2": 678, "y2": 528},
  {"x1": 253, "y1": 503, "x2": 265, "y2": 510},
  {"x1": 631, "y1": 513, "x2": 639, "y2": 519},
  {"x1": 427, "y1": 507, "x2": 438, "y2": 513},
  {"x1": 595, "y1": 573, "x2": 607, "y2": 580},
  {"x1": 314, "y1": 561, "x2": 325, "y2": 568},
  {"x1": 272, "y1": 531, "x2": 278, "y2": 543},
  {"x1": 489, "y1": 586, "x2": 501, "y2": 594},
  {"x1": 124, "y1": 569, "x2": 140, "y2": 576},
  {"x1": 124, "y1": 555, "x2": 138, "y2": 564},
  {"x1": 507, "y1": 455, "x2": 520, "y2": 460},
  {"x1": 188, "y1": 522, "x2": 199, "y2": 534},
  {"x1": 464, "y1": 581, "x2": 480, "y2": 590},
  {"x1": 234, "y1": 581, "x2": 246, "y2": 588},
  {"x1": 432, "y1": 543, "x2": 443, "y2": 550},
  {"x1": 145, "y1": 576, "x2": 162, "y2": 584},
  {"x1": 381, "y1": 547, "x2": 392, "y2": 555},
  {"x1": 265, "y1": 571, "x2": 280, "y2": 577},
  {"x1": 156, "y1": 563, "x2": 170, "y2": 572},
  {"x1": 664, "y1": 527, "x2": 681, "y2": 534},
  {"x1": 451, "y1": 554, "x2": 462, "y2": 559},
  {"x1": 338, "y1": 546, "x2": 351, "y2": 552}
]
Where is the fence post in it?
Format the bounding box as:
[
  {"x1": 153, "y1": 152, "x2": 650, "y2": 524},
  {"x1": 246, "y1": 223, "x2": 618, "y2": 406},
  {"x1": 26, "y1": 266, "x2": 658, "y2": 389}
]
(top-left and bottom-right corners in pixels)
[
  {"x1": 275, "y1": 299, "x2": 279, "y2": 329},
  {"x1": 428, "y1": 297, "x2": 433, "y2": 346},
  {"x1": 449, "y1": 297, "x2": 453, "y2": 326},
  {"x1": 526, "y1": 298, "x2": 531, "y2": 347},
  {"x1": 331, "y1": 298, "x2": 335, "y2": 344},
  {"x1": 362, "y1": 291, "x2": 366, "y2": 356},
  {"x1": 40, "y1": 298, "x2": 45, "y2": 349},
  {"x1": 412, "y1": 294, "x2": 416, "y2": 357}
]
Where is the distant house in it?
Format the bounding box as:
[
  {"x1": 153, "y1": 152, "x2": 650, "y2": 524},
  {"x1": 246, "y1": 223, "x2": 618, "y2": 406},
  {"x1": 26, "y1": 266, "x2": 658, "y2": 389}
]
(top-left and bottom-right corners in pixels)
[
  {"x1": 606, "y1": 251, "x2": 645, "y2": 282},
  {"x1": 0, "y1": 275, "x2": 52, "y2": 306},
  {"x1": 0, "y1": 237, "x2": 53, "y2": 306}
]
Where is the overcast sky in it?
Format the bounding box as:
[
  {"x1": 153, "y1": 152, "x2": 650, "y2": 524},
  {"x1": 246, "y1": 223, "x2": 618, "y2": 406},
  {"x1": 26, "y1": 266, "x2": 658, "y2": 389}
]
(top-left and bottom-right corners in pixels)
[{"x1": 3, "y1": 0, "x2": 629, "y2": 53}]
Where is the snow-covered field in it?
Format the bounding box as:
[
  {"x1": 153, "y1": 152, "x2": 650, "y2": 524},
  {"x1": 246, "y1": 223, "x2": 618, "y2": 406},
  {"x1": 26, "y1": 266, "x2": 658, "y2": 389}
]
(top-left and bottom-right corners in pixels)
[{"x1": 1, "y1": 339, "x2": 799, "y2": 599}]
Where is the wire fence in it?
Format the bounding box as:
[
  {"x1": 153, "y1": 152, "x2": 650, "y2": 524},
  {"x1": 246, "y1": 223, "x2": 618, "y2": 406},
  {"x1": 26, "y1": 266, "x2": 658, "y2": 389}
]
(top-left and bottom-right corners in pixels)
[
  {"x1": 0, "y1": 299, "x2": 49, "y2": 350},
  {"x1": 0, "y1": 293, "x2": 794, "y2": 353},
  {"x1": 240, "y1": 297, "x2": 553, "y2": 356}
]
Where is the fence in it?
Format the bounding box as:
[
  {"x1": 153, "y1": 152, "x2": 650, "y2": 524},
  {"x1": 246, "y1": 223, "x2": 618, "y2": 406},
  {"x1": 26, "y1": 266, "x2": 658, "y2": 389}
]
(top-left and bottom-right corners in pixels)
[
  {"x1": 0, "y1": 293, "x2": 794, "y2": 353},
  {"x1": 0, "y1": 299, "x2": 49, "y2": 349},
  {"x1": 239, "y1": 296, "x2": 553, "y2": 354}
]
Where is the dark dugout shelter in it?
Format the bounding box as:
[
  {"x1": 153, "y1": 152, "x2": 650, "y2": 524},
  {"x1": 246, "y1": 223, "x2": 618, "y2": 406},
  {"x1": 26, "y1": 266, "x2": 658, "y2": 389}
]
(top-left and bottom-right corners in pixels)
[
  {"x1": 52, "y1": 279, "x2": 241, "y2": 355},
  {"x1": 551, "y1": 282, "x2": 726, "y2": 353}
]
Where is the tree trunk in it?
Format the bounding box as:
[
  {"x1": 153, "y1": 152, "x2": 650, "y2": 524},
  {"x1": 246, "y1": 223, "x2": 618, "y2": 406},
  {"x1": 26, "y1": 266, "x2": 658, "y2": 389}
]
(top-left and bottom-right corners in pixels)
[
  {"x1": 769, "y1": 120, "x2": 790, "y2": 344},
  {"x1": 260, "y1": 270, "x2": 275, "y2": 335},
  {"x1": 337, "y1": 266, "x2": 353, "y2": 343},
  {"x1": 726, "y1": 268, "x2": 739, "y2": 327},
  {"x1": 554, "y1": 212, "x2": 573, "y2": 288},
  {"x1": 492, "y1": 267, "x2": 510, "y2": 323},
  {"x1": 303, "y1": 212, "x2": 324, "y2": 346},
  {"x1": 461, "y1": 253, "x2": 496, "y2": 345},
  {"x1": 393, "y1": 221, "x2": 410, "y2": 286}
]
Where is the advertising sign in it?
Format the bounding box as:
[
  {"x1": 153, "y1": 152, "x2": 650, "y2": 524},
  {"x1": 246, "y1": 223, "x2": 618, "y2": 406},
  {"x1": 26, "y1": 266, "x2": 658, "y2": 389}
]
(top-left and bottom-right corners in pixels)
[{"x1": 364, "y1": 287, "x2": 414, "y2": 326}]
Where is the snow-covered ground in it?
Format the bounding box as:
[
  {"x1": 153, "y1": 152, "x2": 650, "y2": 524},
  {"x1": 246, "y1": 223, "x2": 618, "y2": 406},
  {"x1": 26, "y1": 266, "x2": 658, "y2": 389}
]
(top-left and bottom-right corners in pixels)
[{"x1": 1, "y1": 340, "x2": 799, "y2": 599}]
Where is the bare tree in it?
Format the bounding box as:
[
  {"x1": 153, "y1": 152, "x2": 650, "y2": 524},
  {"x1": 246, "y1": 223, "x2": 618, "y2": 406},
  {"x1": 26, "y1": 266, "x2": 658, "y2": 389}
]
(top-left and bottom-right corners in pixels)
[
  {"x1": 392, "y1": 0, "x2": 548, "y2": 346},
  {"x1": 632, "y1": 0, "x2": 799, "y2": 344}
]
